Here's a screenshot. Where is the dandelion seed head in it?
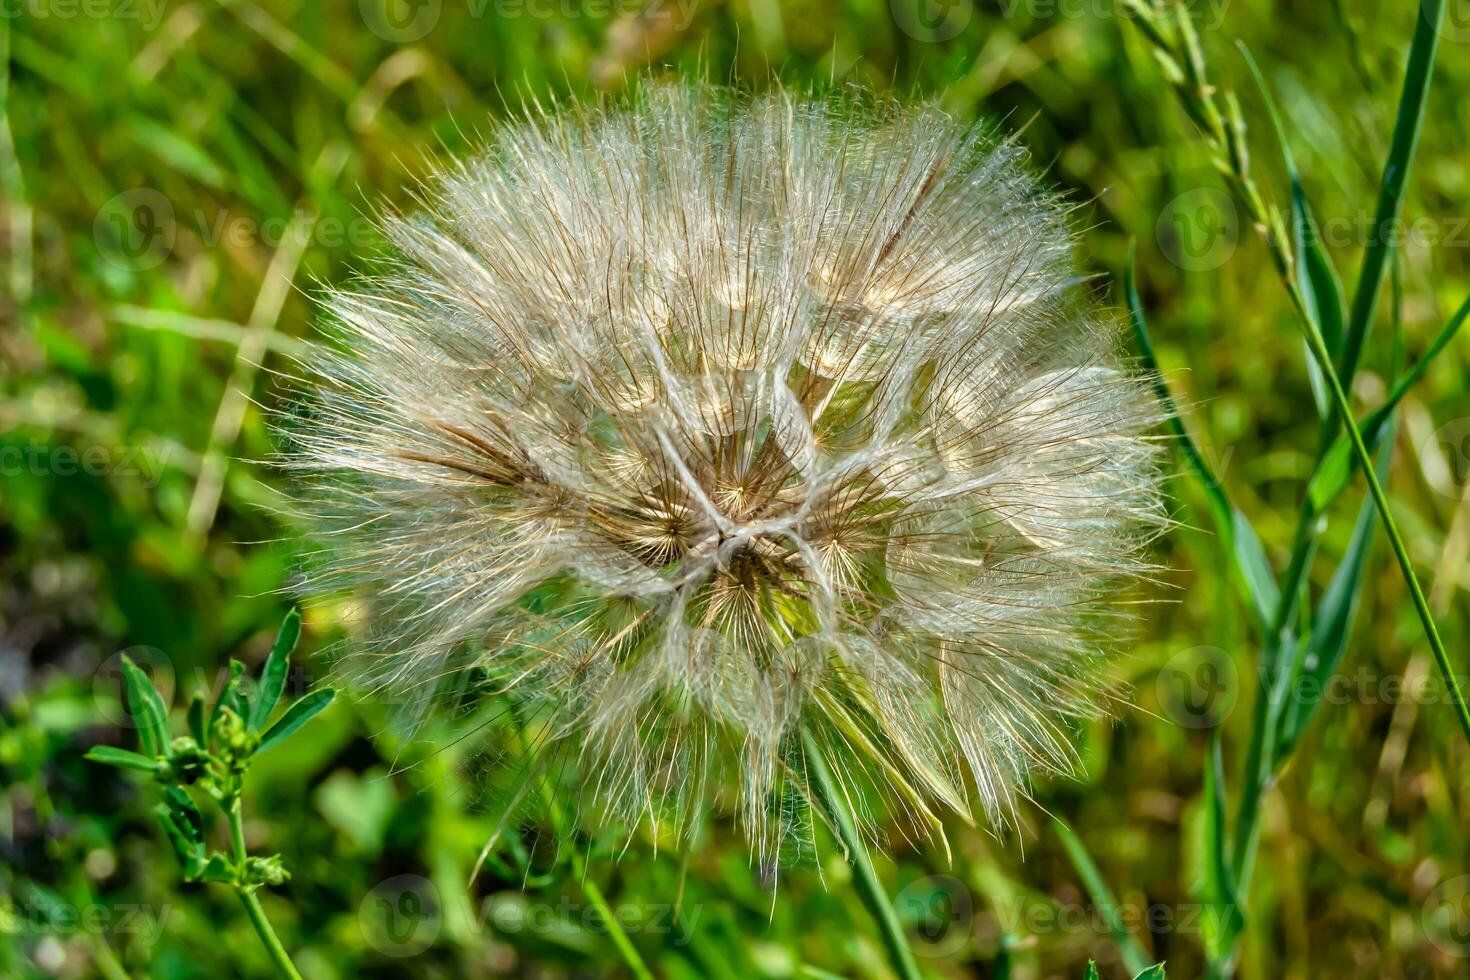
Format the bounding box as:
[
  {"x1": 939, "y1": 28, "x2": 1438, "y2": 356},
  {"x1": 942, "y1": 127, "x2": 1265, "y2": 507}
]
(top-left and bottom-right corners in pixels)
[{"x1": 284, "y1": 83, "x2": 1163, "y2": 856}]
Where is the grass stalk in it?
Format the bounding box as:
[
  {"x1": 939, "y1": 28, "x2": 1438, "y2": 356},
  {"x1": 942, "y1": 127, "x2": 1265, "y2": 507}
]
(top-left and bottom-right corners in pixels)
[
  {"x1": 1336, "y1": 0, "x2": 1446, "y2": 383},
  {"x1": 0, "y1": 14, "x2": 34, "y2": 308},
  {"x1": 568, "y1": 845, "x2": 656, "y2": 980},
  {"x1": 227, "y1": 800, "x2": 304, "y2": 980},
  {"x1": 1053, "y1": 816, "x2": 1151, "y2": 976},
  {"x1": 511, "y1": 718, "x2": 656, "y2": 980},
  {"x1": 801, "y1": 727, "x2": 922, "y2": 980},
  {"x1": 1290, "y1": 298, "x2": 1470, "y2": 744},
  {"x1": 1125, "y1": 2, "x2": 1463, "y2": 973}
]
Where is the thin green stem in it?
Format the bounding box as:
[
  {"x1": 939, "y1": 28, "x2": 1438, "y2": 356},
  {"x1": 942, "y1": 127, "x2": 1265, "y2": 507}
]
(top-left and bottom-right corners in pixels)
[
  {"x1": 1337, "y1": 0, "x2": 1445, "y2": 384},
  {"x1": 801, "y1": 727, "x2": 922, "y2": 980},
  {"x1": 1126, "y1": 4, "x2": 1459, "y2": 977},
  {"x1": 1231, "y1": 279, "x2": 1469, "y2": 902},
  {"x1": 567, "y1": 846, "x2": 655, "y2": 980},
  {"x1": 228, "y1": 797, "x2": 248, "y2": 860},
  {"x1": 513, "y1": 720, "x2": 655, "y2": 980},
  {"x1": 236, "y1": 891, "x2": 302, "y2": 980},
  {"x1": 1230, "y1": 501, "x2": 1316, "y2": 873},
  {"x1": 1293, "y1": 305, "x2": 1470, "y2": 745},
  {"x1": 88, "y1": 934, "x2": 132, "y2": 980},
  {"x1": 1052, "y1": 816, "x2": 1151, "y2": 976},
  {"x1": 0, "y1": 10, "x2": 34, "y2": 308},
  {"x1": 227, "y1": 799, "x2": 304, "y2": 980}
]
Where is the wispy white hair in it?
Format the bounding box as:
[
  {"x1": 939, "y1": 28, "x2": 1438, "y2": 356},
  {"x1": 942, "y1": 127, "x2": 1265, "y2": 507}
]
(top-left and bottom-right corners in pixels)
[{"x1": 283, "y1": 83, "x2": 1162, "y2": 857}]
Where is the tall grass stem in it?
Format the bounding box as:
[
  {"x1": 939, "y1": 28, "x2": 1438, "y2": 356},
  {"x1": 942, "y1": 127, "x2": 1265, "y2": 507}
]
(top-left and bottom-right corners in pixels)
[
  {"x1": 227, "y1": 800, "x2": 304, "y2": 980},
  {"x1": 801, "y1": 728, "x2": 922, "y2": 980}
]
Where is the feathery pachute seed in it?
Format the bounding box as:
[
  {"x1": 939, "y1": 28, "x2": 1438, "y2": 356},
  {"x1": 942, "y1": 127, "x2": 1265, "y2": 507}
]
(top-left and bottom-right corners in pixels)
[{"x1": 283, "y1": 84, "x2": 1164, "y2": 858}]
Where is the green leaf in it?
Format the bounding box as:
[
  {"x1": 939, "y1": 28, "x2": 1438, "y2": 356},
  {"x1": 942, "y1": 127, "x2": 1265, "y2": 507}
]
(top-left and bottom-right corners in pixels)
[
  {"x1": 257, "y1": 688, "x2": 337, "y2": 754},
  {"x1": 1053, "y1": 815, "x2": 1151, "y2": 977},
  {"x1": 1133, "y1": 967, "x2": 1167, "y2": 980},
  {"x1": 120, "y1": 655, "x2": 170, "y2": 759},
  {"x1": 155, "y1": 788, "x2": 205, "y2": 877},
  {"x1": 197, "y1": 853, "x2": 238, "y2": 885},
  {"x1": 210, "y1": 660, "x2": 247, "y2": 735},
  {"x1": 1278, "y1": 427, "x2": 1394, "y2": 755},
  {"x1": 85, "y1": 745, "x2": 162, "y2": 773},
  {"x1": 1306, "y1": 438, "x2": 1353, "y2": 514},
  {"x1": 1126, "y1": 247, "x2": 1279, "y2": 634},
  {"x1": 1201, "y1": 733, "x2": 1244, "y2": 959},
  {"x1": 162, "y1": 785, "x2": 204, "y2": 842},
  {"x1": 1229, "y1": 510, "x2": 1279, "y2": 632},
  {"x1": 1337, "y1": 0, "x2": 1447, "y2": 385},
  {"x1": 155, "y1": 809, "x2": 202, "y2": 877},
  {"x1": 187, "y1": 694, "x2": 207, "y2": 747},
  {"x1": 1307, "y1": 292, "x2": 1469, "y2": 512},
  {"x1": 1294, "y1": 181, "x2": 1345, "y2": 357},
  {"x1": 250, "y1": 608, "x2": 301, "y2": 731},
  {"x1": 1084, "y1": 962, "x2": 1101, "y2": 980},
  {"x1": 1295, "y1": 174, "x2": 1345, "y2": 421},
  {"x1": 1238, "y1": 43, "x2": 1346, "y2": 421}
]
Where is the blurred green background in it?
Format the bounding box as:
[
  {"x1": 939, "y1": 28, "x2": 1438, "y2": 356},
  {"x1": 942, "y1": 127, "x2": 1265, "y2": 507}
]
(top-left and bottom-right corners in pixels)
[{"x1": 3, "y1": 0, "x2": 1470, "y2": 977}]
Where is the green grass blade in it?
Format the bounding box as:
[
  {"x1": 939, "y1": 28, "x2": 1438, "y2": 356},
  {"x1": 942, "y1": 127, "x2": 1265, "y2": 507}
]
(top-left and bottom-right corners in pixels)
[
  {"x1": 1053, "y1": 815, "x2": 1150, "y2": 977},
  {"x1": 120, "y1": 655, "x2": 170, "y2": 759},
  {"x1": 1238, "y1": 43, "x2": 1346, "y2": 420},
  {"x1": 1308, "y1": 293, "x2": 1470, "y2": 512},
  {"x1": 257, "y1": 688, "x2": 337, "y2": 754},
  {"x1": 1294, "y1": 299, "x2": 1470, "y2": 748},
  {"x1": 1126, "y1": 246, "x2": 1279, "y2": 633},
  {"x1": 85, "y1": 745, "x2": 163, "y2": 773},
  {"x1": 1337, "y1": 0, "x2": 1446, "y2": 384},
  {"x1": 1202, "y1": 733, "x2": 1244, "y2": 963},
  {"x1": 1277, "y1": 431, "x2": 1392, "y2": 756},
  {"x1": 250, "y1": 608, "x2": 301, "y2": 732},
  {"x1": 1291, "y1": 189, "x2": 1344, "y2": 358},
  {"x1": 801, "y1": 728, "x2": 922, "y2": 980}
]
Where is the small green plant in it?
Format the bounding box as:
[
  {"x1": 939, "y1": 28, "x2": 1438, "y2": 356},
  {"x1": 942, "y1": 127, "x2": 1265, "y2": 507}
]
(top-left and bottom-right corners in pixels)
[
  {"x1": 86, "y1": 609, "x2": 334, "y2": 980},
  {"x1": 1084, "y1": 961, "x2": 1167, "y2": 980},
  {"x1": 1136, "y1": 967, "x2": 1165, "y2": 980},
  {"x1": 1061, "y1": 2, "x2": 1467, "y2": 978}
]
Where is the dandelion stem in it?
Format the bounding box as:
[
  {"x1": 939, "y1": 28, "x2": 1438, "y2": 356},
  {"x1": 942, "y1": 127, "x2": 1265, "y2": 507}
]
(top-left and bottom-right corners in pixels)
[
  {"x1": 1052, "y1": 815, "x2": 1151, "y2": 976},
  {"x1": 801, "y1": 727, "x2": 922, "y2": 980},
  {"x1": 568, "y1": 846, "x2": 655, "y2": 980},
  {"x1": 227, "y1": 799, "x2": 303, "y2": 980},
  {"x1": 511, "y1": 715, "x2": 655, "y2": 980}
]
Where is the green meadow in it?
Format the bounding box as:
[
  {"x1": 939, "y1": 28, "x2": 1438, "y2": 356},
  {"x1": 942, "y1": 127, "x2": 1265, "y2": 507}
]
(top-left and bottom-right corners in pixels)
[{"x1": 3, "y1": 1, "x2": 1470, "y2": 977}]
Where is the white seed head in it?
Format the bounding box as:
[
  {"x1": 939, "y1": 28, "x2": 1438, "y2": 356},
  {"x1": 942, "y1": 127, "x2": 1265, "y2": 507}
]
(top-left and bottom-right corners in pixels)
[{"x1": 283, "y1": 83, "x2": 1163, "y2": 856}]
